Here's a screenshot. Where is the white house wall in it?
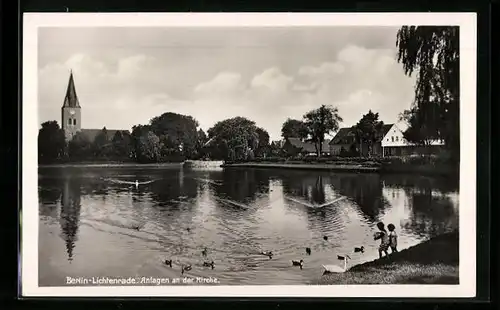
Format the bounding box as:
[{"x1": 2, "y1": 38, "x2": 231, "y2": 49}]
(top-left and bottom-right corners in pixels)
[
  {"x1": 381, "y1": 122, "x2": 445, "y2": 148},
  {"x1": 381, "y1": 124, "x2": 409, "y2": 147}
]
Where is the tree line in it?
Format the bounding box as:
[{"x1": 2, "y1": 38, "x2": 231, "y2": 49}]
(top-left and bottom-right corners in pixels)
[
  {"x1": 38, "y1": 105, "x2": 343, "y2": 164},
  {"x1": 38, "y1": 26, "x2": 459, "y2": 164}
]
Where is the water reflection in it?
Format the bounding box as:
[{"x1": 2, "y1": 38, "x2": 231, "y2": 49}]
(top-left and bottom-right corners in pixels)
[
  {"x1": 328, "y1": 173, "x2": 389, "y2": 222},
  {"x1": 59, "y1": 176, "x2": 82, "y2": 262},
  {"x1": 38, "y1": 166, "x2": 459, "y2": 285}
]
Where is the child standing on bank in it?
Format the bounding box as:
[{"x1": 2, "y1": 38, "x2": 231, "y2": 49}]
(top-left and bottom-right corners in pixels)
[
  {"x1": 374, "y1": 222, "x2": 389, "y2": 258},
  {"x1": 387, "y1": 223, "x2": 398, "y2": 253}
]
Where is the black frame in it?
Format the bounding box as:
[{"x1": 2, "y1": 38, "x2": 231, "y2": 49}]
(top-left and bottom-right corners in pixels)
[{"x1": 1, "y1": 0, "x2": 494, "y2": 309}]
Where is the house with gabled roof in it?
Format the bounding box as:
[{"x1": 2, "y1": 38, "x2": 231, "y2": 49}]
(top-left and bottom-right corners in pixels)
[
  {"x1": 282, "y1": 137, "x2": 331, "y2": 157},
  {"x1": 381, "y1": 122, "x2": 445, "y2": 156},
  {"x1": 328, "y1": 127, "x2": 357, "y2": 155},
  {"x1": 60, "y1": 71, "x2": 130, "y2": 142},
  {"x1": 329, "y1": 124, "x2": 393, "y2": 157}
]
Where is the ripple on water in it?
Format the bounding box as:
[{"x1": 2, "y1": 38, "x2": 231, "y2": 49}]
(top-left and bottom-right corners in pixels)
[{"x1": 38, "y1": 167, "x2": 459, "y2": 286}]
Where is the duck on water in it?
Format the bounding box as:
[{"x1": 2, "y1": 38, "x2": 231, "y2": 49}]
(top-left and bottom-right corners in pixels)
[
  {"x1": 181, "y1": 264, "x2": 192, "y2": 275},
  {"x1": 291, "y1": 259, "x2": 304, "y2": 270},
  {"x1": 260, "y1": 251, "x2": 273, "y2": 259}
]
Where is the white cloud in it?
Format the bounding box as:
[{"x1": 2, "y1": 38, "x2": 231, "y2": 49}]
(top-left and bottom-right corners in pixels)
[
  {"x1": 38, "y1": 42, "x2": 416, "y2": 141},
  {"x1": 116, "y1": 55, "x2": 156, "y2": 79},
  {"x1": 298, "y1": 62, "x2": 345, "y2": 77},
  {"x1": 250, "y1": 67, "x2": 293, "y2": 93},
  {"x1": 194, "y1": 72, "x2": 244, "y2": 96}
]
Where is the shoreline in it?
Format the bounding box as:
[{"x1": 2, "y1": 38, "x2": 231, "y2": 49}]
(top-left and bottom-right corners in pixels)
[
  {"x1": 313, "y1": 230, "x2": 459, "y2": 285},
  {"x1": 37, "y1": 160, "x2": 457, "y2": 176},
  {"x1": 221, "y1": 162, "x2": 380, "y2": 173},
  {"x1": 38, "y1": 162, "x2": 184, "y2": 168},
  {"x1": 221, "y1": 162, "x2": 456, "y2": 176}
]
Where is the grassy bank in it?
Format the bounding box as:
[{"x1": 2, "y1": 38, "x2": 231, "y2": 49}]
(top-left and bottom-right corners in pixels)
[
  {"x1": 222, "y1": 155, "x2": 457, "y2": 176},
  {"x1": 221, "y1": 162, "x2": 380, "y2": 173},
  {"x1": 313, "y1": 230, "x2": 459, "y2": 285}
]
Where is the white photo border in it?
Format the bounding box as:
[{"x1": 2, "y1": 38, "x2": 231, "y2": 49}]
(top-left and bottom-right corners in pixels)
[{"x1": 22, "y1": 12, "x2": 477, "y2": 298}]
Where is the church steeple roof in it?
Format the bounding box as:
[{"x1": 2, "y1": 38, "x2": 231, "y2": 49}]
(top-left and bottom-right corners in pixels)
[{"x1": 62, "y1": 70, "x2": 80, "y2": 108}]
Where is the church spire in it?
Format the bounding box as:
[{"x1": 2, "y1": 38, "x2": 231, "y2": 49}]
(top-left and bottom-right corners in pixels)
[{"x1": 62, "y1": 70, "x2": 80, "y2": 108}]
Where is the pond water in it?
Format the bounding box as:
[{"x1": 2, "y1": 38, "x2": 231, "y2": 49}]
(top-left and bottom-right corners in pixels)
[{"x1": 38, "y1": 164, "x2": 459, "y2": 286}]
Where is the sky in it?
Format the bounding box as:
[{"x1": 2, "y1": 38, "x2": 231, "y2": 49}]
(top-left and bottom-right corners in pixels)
[{"x1": 38, "y1": 26, "x2": 416, "y2": 141}]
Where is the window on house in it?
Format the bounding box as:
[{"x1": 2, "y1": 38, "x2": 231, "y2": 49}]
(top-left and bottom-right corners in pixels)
[
  {"x1": 68, "y1": 118, "x2": 72, "y2": 125},
  {"x1": 391, "y1": 136, "x2": 394, "y2": 142},
  {"x1": 73, "y1": 119, "x2": 76, "y2": 125},
  {"x1": 396, "y1": 136, "x2": 399, "y2": 142}
]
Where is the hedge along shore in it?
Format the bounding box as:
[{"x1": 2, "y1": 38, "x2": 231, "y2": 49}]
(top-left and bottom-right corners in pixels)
[
  {"x1": 312, "y1": 230, "x2": 459, "y2": 285},
  {"x1": 220, "y1": 162, "x2": 457, "y2": 176}
]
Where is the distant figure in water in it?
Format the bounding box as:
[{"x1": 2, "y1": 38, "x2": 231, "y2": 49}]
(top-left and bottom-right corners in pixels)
[
  {"x1": 202, "y1": 247, "x2": 208, "y2": 257},
  {"x1": 186, "y1": 228, "x2": 191, "y2": 232},
  {"x1": 387, "y1": 223, "x2": 398, "y2": 253},
  {"x1": 323, "y1": 236, "x2": 328, "y2": 241},
  {"x1": 291, "y1": 259, "x2": 304, "y2": 270},
  {"x1": 305, "y1": 247, "x2": 311, "y2": 255},
  {"x1": 374, "y1": 222, "x2": 389, "y2": 258},
  {"x1": 135, "y1": 180, "x2": 139, "y2": 187},
  {"x1": 164, "y1": 259, "x2": 172, "y2": 267},
  {"x1": 260, "y1": 251, "x2": 273, "y2": 259}
]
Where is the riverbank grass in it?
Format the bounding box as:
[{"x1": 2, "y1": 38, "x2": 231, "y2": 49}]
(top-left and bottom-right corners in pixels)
[{"x1": 315, "y1": 230, "x2": 459, "y2": 285}]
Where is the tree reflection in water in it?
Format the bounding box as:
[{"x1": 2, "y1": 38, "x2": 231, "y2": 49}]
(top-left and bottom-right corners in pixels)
[{"x1": 59, "y1": 176, "x2": 82, "y2": 262}]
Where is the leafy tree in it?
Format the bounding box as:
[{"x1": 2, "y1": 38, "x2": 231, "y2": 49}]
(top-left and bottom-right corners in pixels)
[
  {"x1": 131, "y1": 125, "x2": 151, "y2": 160},
  {"x1": 149, "y1": 112, "x2": 199, "y2": 159},
  {"x1": 197, "y1": 128, "x2": 208, "y2": 146},
  {"x1": 136, "y1": 131, "x2": 161, "y2": 163},
  {"x1": 68, "y1": 131, "x2": 92, "y2": 160},
  {"x1": 269, "y1": 141, "x2": 282, "y2": 156},
  {"x1": 92, "y1": 127, "x2": 111, "y2": 158},
  {"x1": 207, "y1": 117, "x2": 259, "y2": 160},
  {"x1": 399, "y1": 107, "x2": 441, "y2": 146},
  {"x1": 352, "y1": 110, "x2": 384, "y2": 157},
  {"x1": 38, "y1": 120, "x2": 66, "y2": 163},
  {"x1": 281, "y1": 118, "x2": 308, "y2": 140},
  {"x1": 255, "y1": 127, "x2": 270, "y2": 158},
  {"x1": 303, "y1": 105, "x2": 343, "y2": 157},
  {"x1": 112, "y1": 130, "x2": 132, "y2": 159},
  {"x1": 195, "y1": 128, "x2": 208, "y2": 158},
  {"x1": 396, "y1": 26, "x2": 459, "y2": 158}
]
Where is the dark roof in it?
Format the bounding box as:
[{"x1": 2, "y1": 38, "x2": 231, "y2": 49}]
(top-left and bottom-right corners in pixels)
[
  {"x1": 330, "y1": 124, "x2": 394, "y2": 144},
  {"x1": 80, "y1": 129, "x2": 130, "y2": 142},
  {"x1": 285, "y1": 138, "x2": 331, "y2": 153},
  {"x1": 330, "y1": 128, "x2": 356, "y2": 145},
  {"x1": 62, "y1": 71, "x2": 80, "y2": 108}
]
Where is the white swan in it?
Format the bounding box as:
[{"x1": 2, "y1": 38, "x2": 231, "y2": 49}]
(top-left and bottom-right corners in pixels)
[
  {"x1": 285, "y1": 196, "x2": 346, "y2": 208},
  {"x1": 322, "y1": 255, "x2": 351, "y2": 273}
]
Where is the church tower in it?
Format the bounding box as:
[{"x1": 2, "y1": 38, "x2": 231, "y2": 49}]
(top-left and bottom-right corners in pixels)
[{"x1": 61, "y1": 71, "x2": 82, "y2": 141}]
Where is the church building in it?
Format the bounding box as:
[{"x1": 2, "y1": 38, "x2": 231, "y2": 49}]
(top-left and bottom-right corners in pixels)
[{"x1": 61, "y1": 71, "x2": 130, "y2": 142}]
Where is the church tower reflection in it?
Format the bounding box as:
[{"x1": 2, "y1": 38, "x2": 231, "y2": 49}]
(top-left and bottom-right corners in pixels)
[{"x1": 59, "y1": 176, "x2": 82, "y2": 262}]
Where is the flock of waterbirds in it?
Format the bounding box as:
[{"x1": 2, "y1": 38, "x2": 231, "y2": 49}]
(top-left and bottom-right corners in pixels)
[
  {"x1": 102, "y1": 177, "x2": 362, "y2": 276},
  {"x1": 159, "y1": 233, "x2": 367, "y2": 276}
]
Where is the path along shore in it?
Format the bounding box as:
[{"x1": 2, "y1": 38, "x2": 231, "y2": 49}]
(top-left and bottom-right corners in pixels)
[{"x1": 313, "y1": 230, "x2": 459, "y2": 284}]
